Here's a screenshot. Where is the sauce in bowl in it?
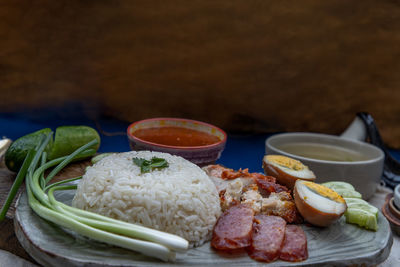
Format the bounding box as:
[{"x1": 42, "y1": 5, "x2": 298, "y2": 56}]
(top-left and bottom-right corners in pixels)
[
  {"x1": 133, "y1": 126, "x2": 221, "y2": 147},
  {"x1": 127, "y1": 118, "x2": 227, "y2": 166}
]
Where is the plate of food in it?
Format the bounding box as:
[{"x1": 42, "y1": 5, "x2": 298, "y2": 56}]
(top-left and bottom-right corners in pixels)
[
  {"x1": 3, "y1": 123, "x2": 392, "y2": 267},
  {"x1": 14, "y1": 150, "x2": 392, "y2": 267}
]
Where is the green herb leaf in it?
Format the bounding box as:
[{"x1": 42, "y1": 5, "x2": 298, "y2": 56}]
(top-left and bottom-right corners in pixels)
[
  {"x1": 132, "y1": 157, "x2": 169, "y2": 173},
  {"x1": 133, "y1": 157, "x2": 146, "y2": 167}
]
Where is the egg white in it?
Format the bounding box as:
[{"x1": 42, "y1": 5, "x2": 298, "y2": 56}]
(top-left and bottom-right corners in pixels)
[
  {"x1": 296, "y1": 181, "x2": 346, "y2": 215},
  {"x1": 268, "y1": 160, "x2": 315, "y2": 179}
]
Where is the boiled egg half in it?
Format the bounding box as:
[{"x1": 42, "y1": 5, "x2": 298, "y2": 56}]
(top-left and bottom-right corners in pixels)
[
  {"x1": 263, "y1": 155, "x2": 316, "y2": 189},
  {"x1": 294, "y1": 180, "x2": 347, "y2": 227}
]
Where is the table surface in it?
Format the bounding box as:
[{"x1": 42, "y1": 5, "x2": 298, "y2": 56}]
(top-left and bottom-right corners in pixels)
[{"x1": 0, "y1": 112, "x2": 399, "y2": 266}]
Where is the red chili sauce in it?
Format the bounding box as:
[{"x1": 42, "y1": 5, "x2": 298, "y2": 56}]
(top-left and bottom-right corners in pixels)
[{"x1": 133, "y1": 126, "x2": 221, "y2": 147}]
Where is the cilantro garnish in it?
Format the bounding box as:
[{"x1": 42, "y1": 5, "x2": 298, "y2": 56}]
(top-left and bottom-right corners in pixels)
[{"x1": 133, "y1": 157, "x2": 169, "y2": 173}]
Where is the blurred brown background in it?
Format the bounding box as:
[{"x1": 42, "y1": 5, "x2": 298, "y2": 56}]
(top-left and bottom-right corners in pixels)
[{"x1": 1, "y1": 0, "x2": 400, "y2": 147}]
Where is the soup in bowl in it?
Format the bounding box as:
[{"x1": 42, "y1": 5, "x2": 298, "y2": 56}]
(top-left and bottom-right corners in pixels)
[{"x1": 266, "y1": 132, "x2": 384, "y2": 200}]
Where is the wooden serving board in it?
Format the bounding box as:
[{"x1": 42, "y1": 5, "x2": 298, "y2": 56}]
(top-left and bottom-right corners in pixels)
[{"x1": 9, "y1": 160, "x2": 393, "y2": 267}]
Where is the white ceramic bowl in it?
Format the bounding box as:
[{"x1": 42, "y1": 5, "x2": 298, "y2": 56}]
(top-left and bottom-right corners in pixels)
[{"x1": 266, "y1": 132, "x2": 384, "y2": 200}]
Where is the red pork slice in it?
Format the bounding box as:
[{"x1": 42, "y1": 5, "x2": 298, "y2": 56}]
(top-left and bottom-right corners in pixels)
[
  {"x1": 280, "y1": 225, "x2": 308, "y2": 262},
  {"x1": 211, "y1": 204, "x2": 255, "y2": 250},
  {"x1": 247, "y1": 215, "x2": 286, "y2": 262}
]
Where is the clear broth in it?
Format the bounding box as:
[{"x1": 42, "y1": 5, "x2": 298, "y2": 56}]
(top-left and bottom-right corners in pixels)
[{"x1": 276, "y1": 142, "x2": 368, "y2": 162}]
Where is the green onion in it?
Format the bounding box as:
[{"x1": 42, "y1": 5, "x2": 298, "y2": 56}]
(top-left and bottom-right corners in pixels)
[
  {"x1": 45, "y1": 140, "x2": 98, "y2": 184},
  {"x1": 38, "y1": 152, "x2": 46, "y2": 189},
  {"x1": 43, "y1": 176, "x2": 82, "y2": 191},
  {"x1": 47, "y1": 186, "x2": 188, "y2": 252},
  {"x1": 27, "y1": 183, "x2": 176, "y2": 261},
  {"x1": 21, "y1": 134, "x2": 188, "y2": 262},
  {"x1": 0, "y1": 149, "x2": 35, "y2": 221}
]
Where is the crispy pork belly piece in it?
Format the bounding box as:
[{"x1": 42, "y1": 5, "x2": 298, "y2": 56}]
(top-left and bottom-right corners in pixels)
[
  {"x1": 240, "y1": 187, "x2": 301, "y2": 223},
  {"x1": 222, "y1": 183, "x2": 263, "y2": 213},
  {"x1": 211, "y1": 204, "x2": 255, "y2": 250},
  {"x1": 255, "y1": 175, "x2": 290, "y2": 196},
  {"x1": 203, "y1": 164, "x2": 226, "y2": 179},
  {"x1": 261, "y1": 192, "x2": 303, "y2": 223},
  {"x1": 220, "y1": 179, "x2": 244, "y2": 210},
  {"x1": 247, "y1": 215, "x2": 286, "y2": 262},
  {"x1": 203, "y1": 165, "x2": 255, "y2": 192},
  {"x1": 203, "y1": 164, "x2": 288, "y2": 196},
  {"x1": 279, "y1": 225, "x2": 308, "y2": 262},
  {"x1": 202, "y1": 164, "x2": 255, "y2": 180},
  {"x1": 204, "y1": 164, "x2": 302, "y2": 223},
  {"x1": 220, "y1": 168, "x2": 252, "y2": 179},
  {"x1": 241, "y1": 184, "x2": 263, "y2": 214}
]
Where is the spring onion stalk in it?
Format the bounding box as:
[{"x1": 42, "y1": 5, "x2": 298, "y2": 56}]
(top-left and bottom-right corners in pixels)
[
  {"x1": 0, "y1": 149, "x2": 35, "y2": 221},
  {"x1": 39, "y1": 152, "x2": 47, "y2": 189},
  {"x1": 30, "y1": 139, "x2": 98, "y2": 206},
  {"x1": 23, "y1": 135, "x2": 188, "y2": 262},
  {"x1": 0, "y1": 134, "x2": 93, "y2": 220},
  {"x1": 47, "y1": 185, "x2": 189, "y2": 252},
  {"x1": 26, "y1": 182, "x2": 175, "y2": 262},
  {"x1": 43, "y1": 176, "x2": 82, "y2": 191},
  {"x1": 44, "y1": 140, "x2": 99, "y2": 184},
  {"x1": 29, "y1": 148, "x2": 97, "y2": 207}
]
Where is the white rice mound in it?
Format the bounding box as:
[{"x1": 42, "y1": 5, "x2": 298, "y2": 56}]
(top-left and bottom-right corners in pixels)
[{"x1": 72, "y1": 151, "x2": 221, "y2": 247}]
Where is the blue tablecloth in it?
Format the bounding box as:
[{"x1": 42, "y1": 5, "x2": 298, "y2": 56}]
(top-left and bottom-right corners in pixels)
[
  {"x1": 0, "y1": 112, "x2": 268, "y2": 172},
  {"x1": 2, "y1": 111, "x2": 399, "y2": 173}
]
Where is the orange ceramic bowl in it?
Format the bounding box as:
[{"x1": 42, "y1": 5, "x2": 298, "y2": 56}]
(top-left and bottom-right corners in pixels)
[{"x1": 127, "y1": 118, "x2": 227, "y2": 166}]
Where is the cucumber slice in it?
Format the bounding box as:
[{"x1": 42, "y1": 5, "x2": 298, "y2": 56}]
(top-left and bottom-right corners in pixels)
[
  {"x1": 322, "y1": 181, "x2": 362, "y2": 199},
  {"x1": 322, "y1": 182, "x2": 377, "y2": 230},
  {"x1": 333, "y1": 188, "x2": 362, "y2": 199},
  {"x1": 322, "y1": 181, "x2": 355, "y2": 191},
  {"x1": 344, "y1": 208, "x2": 378, "y2": 231},
  {"x1": 344, "y1": 197, "x2": 378, "y2": 231},
  {"x1": 344, "y1": 198, "x2": 378, "y2": 218}
]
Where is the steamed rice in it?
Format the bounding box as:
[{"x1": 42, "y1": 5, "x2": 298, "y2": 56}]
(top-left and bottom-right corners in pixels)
[{"x1": 72, "y1": 151, "x2": 221, "y2": 247}]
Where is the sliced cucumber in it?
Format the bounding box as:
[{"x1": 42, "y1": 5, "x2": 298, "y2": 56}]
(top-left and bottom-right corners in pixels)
[
  {"x1": 322, "y1": 181, "x2": 355, "y2": 191},
  {"x1": 345, "y1": 208, "x2": 378, "y2": 231},
  {"x1": 322, "y1": 181, "x2": 362, "y2": 199}
]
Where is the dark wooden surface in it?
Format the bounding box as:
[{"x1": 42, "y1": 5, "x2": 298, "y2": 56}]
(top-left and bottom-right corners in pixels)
[
  {"x1": 1, "y1": 0, "x2": 400, "y2": 147},
  {"x1": 0, "y1": 159, "x2": 89, "y2": 265},
  {"x1": 0, "y1": 162, "x2": 35, "y2": 263}
]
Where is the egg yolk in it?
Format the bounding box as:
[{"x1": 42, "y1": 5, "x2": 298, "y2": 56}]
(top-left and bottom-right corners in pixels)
[
  {"x1": 303, "y1": 181, "x2": 345, "y2": 204},
  {"x1": 267, "y1": 155, "x2": 304, "y2": 171}
]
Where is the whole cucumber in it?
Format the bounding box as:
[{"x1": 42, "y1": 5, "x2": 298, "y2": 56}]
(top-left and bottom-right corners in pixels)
[
  {"x1": 5, "y1": 126, "x2": 100, "y2": 172},
  {"x1": 5, "y1": 128, "x2": 53, "y2": 172},
  {"x1": 48, "y1": 126, "x2": 100, "y2": 160}
]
